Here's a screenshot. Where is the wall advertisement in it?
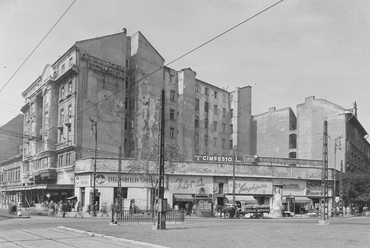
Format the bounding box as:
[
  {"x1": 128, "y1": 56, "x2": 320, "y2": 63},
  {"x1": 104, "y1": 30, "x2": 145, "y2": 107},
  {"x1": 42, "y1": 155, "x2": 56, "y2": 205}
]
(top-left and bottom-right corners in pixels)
[{"x1": 229, "y1": 180, "x2": 273, "y2": 195}]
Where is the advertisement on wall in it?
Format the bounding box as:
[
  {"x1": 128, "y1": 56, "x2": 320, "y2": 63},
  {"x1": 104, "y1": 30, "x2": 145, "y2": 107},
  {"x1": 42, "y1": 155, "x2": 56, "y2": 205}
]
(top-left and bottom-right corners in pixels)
[
  {"x1": 229, "y1": 180, "x2": 273, "y2": 195},
  {"x1": 168, "y1": 176, "x2": 213, "y2": 194},
  {"x1": 75, "y1": 173, "x2": 164, "y2": 188},
  {"x1": 272, "y1": 179, "x2": 306, "y2": 196}
]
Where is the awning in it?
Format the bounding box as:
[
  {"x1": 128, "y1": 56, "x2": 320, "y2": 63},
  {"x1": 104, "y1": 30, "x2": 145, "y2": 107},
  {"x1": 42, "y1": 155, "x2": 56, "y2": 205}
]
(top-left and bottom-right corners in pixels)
[
  {"x1": 66, "y1": 196, "x2": 77, "y2": 200},
  {"x1": 173, "y1": 194, "x2": 194, "y2": 201},
  {"x1": 225, "y1": 195, "x2": 258, "y2": 204},
  {"x1": 283, "y1": 196, "x2": 312, "y2": 204}
]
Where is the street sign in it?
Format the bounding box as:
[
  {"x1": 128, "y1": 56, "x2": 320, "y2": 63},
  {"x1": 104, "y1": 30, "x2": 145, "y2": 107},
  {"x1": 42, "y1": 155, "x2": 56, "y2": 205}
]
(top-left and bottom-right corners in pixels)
[
  {"x1": 335, "y1": 197, "x2": 339, "y2": 203},
  {"x1": 46, "y1": 193, "x2": 50, "y2": 198}
]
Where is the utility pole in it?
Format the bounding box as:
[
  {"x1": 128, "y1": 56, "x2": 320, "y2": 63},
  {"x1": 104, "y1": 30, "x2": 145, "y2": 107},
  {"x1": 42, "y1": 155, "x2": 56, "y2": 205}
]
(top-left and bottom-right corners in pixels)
[
  {"x1": 333, "y1": 136, "x2": 342, "y2": 213},
  {"x1": 89, "y1": 117, "x2": 97, "y2": 217},
  {"x1": 319, "y1": 120, "x2": 330, "y2": 225},
  {"x1": 157, "y1": 88, "x2": 166, "y2": 230},
  {"x1": 339, "y1": 160, "x2": 343, "y2": 217},
  {"x1": 117, "y1": 146, "x2": 122, "y2": 220},
  {"x1": 232, "y1": 151, "x2": 236, "y2": 217}
]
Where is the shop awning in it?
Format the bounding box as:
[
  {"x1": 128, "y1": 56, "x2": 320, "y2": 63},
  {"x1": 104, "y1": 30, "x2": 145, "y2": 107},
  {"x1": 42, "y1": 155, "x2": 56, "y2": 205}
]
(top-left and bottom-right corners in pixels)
[
  {"x1": 66, "y1": 196, "x2": 77, "y2": 200},
  {"x1": 173, "y1": 194, "x2": 194, "y2": 201},
  {"x1": 283, "y1": 196, "x2": 312, "y2": 203},
  {"x1": 225, "y1": 195, "x2": 258, "y2": 204}
]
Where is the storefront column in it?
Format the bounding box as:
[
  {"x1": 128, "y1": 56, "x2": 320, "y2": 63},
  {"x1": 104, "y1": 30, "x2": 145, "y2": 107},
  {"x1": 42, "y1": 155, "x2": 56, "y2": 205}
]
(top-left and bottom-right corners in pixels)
[{"x1": 272, "y1": 184, "x2": 283, "y2": 218}]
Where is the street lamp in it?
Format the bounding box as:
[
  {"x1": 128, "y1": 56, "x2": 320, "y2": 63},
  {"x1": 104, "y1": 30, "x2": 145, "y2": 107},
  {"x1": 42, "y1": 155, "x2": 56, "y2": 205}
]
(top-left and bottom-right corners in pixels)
[{"x1": 89, "y1": 117, "x2": 98, "y2": 217}]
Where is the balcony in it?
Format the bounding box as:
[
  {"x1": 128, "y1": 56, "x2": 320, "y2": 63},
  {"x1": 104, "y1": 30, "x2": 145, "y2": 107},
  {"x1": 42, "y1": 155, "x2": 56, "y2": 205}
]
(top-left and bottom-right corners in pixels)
[{"x1": 56, "y1": 140, "x2": 73, "y2": 150}]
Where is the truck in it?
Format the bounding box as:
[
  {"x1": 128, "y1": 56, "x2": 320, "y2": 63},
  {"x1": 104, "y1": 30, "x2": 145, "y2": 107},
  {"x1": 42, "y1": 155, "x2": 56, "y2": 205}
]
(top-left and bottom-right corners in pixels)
[{"x1": 220, "y1": 201, "x2": 270, "y2": 219}]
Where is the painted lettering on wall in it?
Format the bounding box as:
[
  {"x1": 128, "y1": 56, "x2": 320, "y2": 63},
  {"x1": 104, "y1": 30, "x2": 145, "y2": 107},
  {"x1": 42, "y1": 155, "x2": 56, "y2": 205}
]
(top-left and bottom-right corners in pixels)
[
  {"x1": 230, "y1": 180, "x2": 273, "y2": 195},
  {"x1": 175, "y1": 177, "x2": 205, "y2": 190}
]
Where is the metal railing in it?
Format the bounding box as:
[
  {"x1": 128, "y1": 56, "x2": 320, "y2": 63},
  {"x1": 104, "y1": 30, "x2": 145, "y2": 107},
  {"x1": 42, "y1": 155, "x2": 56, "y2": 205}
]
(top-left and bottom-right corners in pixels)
[{"x1": 115, "y1": 209, "x2": 185, "y2": 223}]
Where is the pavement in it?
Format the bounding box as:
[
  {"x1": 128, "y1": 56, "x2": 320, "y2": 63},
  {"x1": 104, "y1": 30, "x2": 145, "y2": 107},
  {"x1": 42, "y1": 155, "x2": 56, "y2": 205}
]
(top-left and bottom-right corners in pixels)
[{"x1": 1, "y1": 207, "x2": 369, "y2": 248}]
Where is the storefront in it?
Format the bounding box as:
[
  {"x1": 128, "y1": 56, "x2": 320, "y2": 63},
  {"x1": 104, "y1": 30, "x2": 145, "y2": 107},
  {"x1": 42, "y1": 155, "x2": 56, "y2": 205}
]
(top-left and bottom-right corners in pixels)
[
  {"x1": 168, "y1": 175, "x2": 213, "y2": 217},
  {"x1": 74, "y1": 172, "x2": 156, "y2": 211},
  {"x1": 228, "y1": 179, "x2": 273, "y2": 206},
  {"x1": 273, "y1": 179, "x2": 312, "y2": 215}
]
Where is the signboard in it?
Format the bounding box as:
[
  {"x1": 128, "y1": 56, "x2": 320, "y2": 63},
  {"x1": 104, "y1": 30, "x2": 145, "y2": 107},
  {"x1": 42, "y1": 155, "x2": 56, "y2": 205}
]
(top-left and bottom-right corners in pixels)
[
  {"x1": 74, "y1": 175, "x2": 90, "y2": 187},
  {"x1": 230, "y1": 180, "x2": 273, "y2": 195},
  {"x1": 168, "y1": 176, "x2": 213, "y2": 194},
  {"x1": 193, "y1": 155, "x2": 242, "y2": 163},
  {"x1": 335, "y1": 197, "x2": 340, "y2": 203}
]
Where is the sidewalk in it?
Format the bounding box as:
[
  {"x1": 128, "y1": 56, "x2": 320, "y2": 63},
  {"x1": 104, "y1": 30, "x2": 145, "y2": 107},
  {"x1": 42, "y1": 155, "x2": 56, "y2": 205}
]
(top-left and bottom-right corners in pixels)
[{"x1": 0, "y1": 207, "x2": 111, "y2": 219}]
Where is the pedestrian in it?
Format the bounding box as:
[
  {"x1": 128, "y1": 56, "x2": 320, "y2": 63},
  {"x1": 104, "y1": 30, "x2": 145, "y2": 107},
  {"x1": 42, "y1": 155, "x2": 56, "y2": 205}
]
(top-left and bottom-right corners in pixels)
[
  {"x1": 48, "y1": 200, "x2": 55, "y2": 217},
  {"x1": 113, "y1": 200, "x2": 120, "y2": 224},
  {"x1": 101, "y1": 201, "x2": 109, "y2": 217},
  {"x1": 61, "y1": 200, "x2": 68, "y2": 218},
  {"x1": 74, "y1": 201, "x2": 84, "y2": 218}
]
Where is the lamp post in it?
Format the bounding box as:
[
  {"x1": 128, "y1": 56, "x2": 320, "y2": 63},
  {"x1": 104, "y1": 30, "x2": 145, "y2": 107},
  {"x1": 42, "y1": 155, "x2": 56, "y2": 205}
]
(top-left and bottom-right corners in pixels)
[
  {"x1": 89, "y1": 117, "x2": 97, "y2": 217},
  {"x1": 232, "y1": 151, "x2": 236, "y2": 217},
  {"x1": 333, "y1": 136, "x2": 342, "y2": 212}
]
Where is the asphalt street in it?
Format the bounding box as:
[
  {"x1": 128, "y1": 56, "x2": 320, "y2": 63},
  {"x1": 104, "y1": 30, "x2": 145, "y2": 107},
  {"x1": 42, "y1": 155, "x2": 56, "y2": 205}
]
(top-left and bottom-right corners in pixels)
[{"x1": 0, "y1": 208, "x2": 369, "y2": 248}]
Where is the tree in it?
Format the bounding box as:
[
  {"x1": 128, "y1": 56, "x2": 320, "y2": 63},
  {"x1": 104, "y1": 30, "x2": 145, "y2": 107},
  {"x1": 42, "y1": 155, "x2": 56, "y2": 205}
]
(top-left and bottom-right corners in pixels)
[
  {"x1": 342, "y1": 172, "x2": 370, "y2": 211},
  {"x1": 126, "y1": 138, "x2": 184, "y2": 214}
]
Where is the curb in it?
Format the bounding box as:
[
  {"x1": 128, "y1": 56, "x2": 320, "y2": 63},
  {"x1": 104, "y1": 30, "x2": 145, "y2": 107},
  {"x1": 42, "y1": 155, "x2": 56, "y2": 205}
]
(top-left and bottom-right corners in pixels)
[{"x1": 58, "y1": 226, "x2": 170, "y2": 248}]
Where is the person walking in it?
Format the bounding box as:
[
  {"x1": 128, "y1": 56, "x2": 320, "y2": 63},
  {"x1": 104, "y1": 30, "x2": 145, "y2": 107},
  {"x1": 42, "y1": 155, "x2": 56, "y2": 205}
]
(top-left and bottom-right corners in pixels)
[
  {"x1": 74, "y1": 201, "x2": 84, "y2": 218},
  {"x1": 61, "y1": 200, "x2": 68, "y2": 218},
  {"x1": 101, "y1": 201, "x2": 109, "y2": 217},
  {"x1": 48, "y1": 200, "x2": 55, "y2": 217}
]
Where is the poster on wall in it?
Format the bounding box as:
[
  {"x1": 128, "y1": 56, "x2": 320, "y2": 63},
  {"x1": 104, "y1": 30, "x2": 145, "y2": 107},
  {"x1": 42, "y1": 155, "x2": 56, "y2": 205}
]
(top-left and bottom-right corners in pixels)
[
  {"x1": 230, "y1": 180, "x2": 273, "y2": 195},
  {"x1": 74, "y1": 174, "x2": 90, "y2": 187}
]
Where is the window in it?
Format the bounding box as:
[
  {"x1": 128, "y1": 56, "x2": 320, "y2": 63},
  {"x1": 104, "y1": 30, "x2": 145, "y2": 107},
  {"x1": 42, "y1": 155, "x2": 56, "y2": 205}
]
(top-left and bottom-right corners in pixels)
[
  {"x1": 124, "y1": 138, "x2": 128, "y2": 151},
  {"x1": 58, "y1": 155, "x2": 64, "y2": 168},
  {"x1": 170, "y1": 90, "x2": 175, "y2": 102},
  {"x1": 205, "y1": 118, "x2": 209, "y2": 129},
  {"x1": 222, "y1": 139, "x2": 226, "y2": 149},
  {"x1": 230, "y1": 124, "x2": 233, "y2": 133},
  {"x1": 170, "y1": 127, "x2": 175, "y2": 138},
  {"x1": 68, "y1": 81, "x2": 72, "y2": 94},
  {"x1": 222, "y1": 108, "x2": 226, "y2": 117},
  {"x1": 204, "y1": 102, "x2": 209, "y2": 112},
  {"x1": 67, "y1": 105, "x2": 72, "y2": 123},
  {"x1": 60, "y1": 86, "x2": 65, "y2": 99},
  {"x1": 195, "y1": 116, "x2": 199, "y2": 127},
  {"x1": 229, "y1": 140, "x2": 233, "y2": 149},
  {"x1": 195, "y1": 84, "x2": 200, "y2": 92},
  {"x1": 222, "y1": 123, "x2": 226, "y2": 133},
  {"x1": 205, "y1": 87, "x2": 209, "y2": 95},
  {"x1": 222, "y1": 94, "x2": 227, "y2": 103},
  {"x1": 60, "y1": 109, "x2": 64, "y2": 124},
  {"x1": 213, "y1": 137, "x2": 217, "y2": 147},
  {"x1": 126, "y1": 59, "x2": 129, "y2": 69},
  {"x1": 214, "y1": 105, "x2": 218, "y2": 115},
  {"x1": 195, "y1": 99, "x2": 199, "y2": 110},
  {"x1": 125, "y1": 117, "x2": 128, "y2": 130},
  {"x1": 69, "y1": 57, "x2": 73, "y2": 67},
  {"x1": 66, "y1": 153, "x2": 71, "y2": 165},
  {"x1": 194, "y1": 133, "x2": 199, "y2": 145},
  {"x1": 170, "y1": 109, "x2": 175, "y2": 120},
  {"x1": 213, "y1": 121, "x2": 217, "y2": 131},
  {"x1": 204, "y1": 135, "x2": 208, "y2": 146},
  {"x1": 230, "y1": 109, "x2": 233, "y2": 118},
  {"x1": 61, "y1": 64, "x2": 65, "y2": 74},
  {"x1": 214, "y1": 91, "x2": 218, "y2": 99},
  {"x1": 170, "y1": 75, "x2": 175, "y2": 84},
  {"x1": 130, "y1": 120, "x2": 134, "y2": 129},
  {"x1": 125, "y1": 97, "x2": 128, "y2": 109},
  {"x1": 125, "y1": 77, "x2": 129, "y2": 89}
]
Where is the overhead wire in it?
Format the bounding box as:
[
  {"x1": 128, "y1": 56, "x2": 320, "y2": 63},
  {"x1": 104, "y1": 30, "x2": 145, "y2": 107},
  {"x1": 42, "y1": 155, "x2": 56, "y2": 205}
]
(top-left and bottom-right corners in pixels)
[
  {"x1": 0, "y1": 0, "x2": 77, "y2": 93},
  {"x1": 77, "y1": 0, "x2": 284, "y2": 116}
]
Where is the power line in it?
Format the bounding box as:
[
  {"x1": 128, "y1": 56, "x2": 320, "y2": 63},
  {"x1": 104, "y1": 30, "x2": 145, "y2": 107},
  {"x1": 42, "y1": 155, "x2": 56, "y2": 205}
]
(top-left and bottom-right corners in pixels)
[
  {"x1": 78, "y1": 0, "x2": 284, "y2": 116},
  {"x1": 0, "y1": 0, "x2": 77, "y2": 94}
]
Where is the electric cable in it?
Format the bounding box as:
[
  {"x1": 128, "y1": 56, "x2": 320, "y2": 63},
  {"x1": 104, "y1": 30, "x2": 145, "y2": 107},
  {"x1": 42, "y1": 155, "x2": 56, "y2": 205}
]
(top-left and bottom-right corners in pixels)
[{"x1": 0, "y1": 0, "x2": 77, "y2": 93}]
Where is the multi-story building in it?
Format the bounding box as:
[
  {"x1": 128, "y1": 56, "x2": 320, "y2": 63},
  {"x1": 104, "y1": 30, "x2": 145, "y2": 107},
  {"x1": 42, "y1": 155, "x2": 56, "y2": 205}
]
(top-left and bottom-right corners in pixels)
[
  {"x1": 0, "y1": 115, "x2": 23, "y2": 207},
  {"x1": 4, "y1": 30, "x2": 367, "y2": 216}
]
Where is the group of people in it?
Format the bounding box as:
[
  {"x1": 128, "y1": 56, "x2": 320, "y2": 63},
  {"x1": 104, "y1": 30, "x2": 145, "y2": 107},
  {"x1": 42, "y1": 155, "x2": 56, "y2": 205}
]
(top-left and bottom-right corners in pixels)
[{"x1": 46, "y1": 199, "x2": 112, "y2": 218}]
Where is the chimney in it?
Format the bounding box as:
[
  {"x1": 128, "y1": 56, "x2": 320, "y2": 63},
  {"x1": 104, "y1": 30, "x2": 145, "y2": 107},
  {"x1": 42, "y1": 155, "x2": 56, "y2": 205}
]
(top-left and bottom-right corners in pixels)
[{"x1": 122, "y1": 28, "x2": 127, "y2": 34}]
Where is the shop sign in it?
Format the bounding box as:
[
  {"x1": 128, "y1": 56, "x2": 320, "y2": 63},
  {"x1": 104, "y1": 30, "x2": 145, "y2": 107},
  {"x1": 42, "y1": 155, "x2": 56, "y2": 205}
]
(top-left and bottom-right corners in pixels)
[
  {"x1": 273, "y1": 179, "x2": 305, "y2": 189},
  {"x1": 306, "y1": 189, "x2": 321, "y2": 196},
  {"x1": 169, "y1": 176, "x2": 213, "y2": 194},
  {"x1": 92, "y1": 174, "x2": 160, "y2": 187},
  {"x1": 75, "y1": 175, "x2": 90, "y2": 187},
  {"x1": 230, "y1": 180, "x2": 273, "y2": 195},
  {"x1": 193, "y1": 155, "x2": 242, "y2": 163}
]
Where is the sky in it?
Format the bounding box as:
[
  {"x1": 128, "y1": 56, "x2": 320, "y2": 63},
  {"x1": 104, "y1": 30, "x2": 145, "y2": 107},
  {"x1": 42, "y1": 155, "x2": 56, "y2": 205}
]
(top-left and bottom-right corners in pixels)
[{"x1": 1, "y1": 0, "x2": 369, "y2": 133}]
